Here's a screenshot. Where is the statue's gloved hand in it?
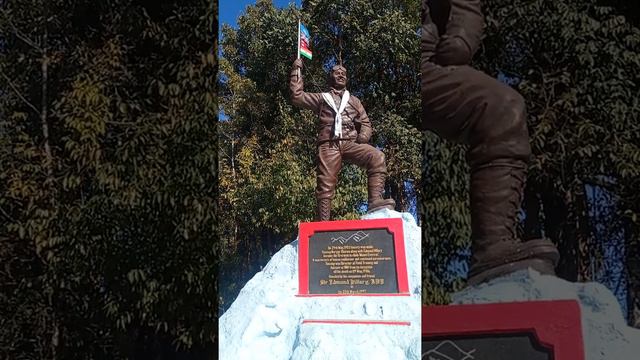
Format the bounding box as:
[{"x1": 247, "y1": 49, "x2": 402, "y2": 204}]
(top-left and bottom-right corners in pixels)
[
  {"x1": 293, "y1": 58, "x2": 303, "y2": 70},
  {"x1": 355, "y1": 133, "x2": 370, "y2": 144},
  {"x1": 355, "y1": 120, "x2": 372, "y2": 143},
  {"x1": 435, "y1": 34, "x2": 474, "y2": 66}
]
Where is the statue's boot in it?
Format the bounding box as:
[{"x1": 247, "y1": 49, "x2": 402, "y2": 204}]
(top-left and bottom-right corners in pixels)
[
  {"x1": 367, "y1": 172, "x2": 395, "y2": 213},
  {"x1": 467, "y1": 160, "x2": 559, "y2": 285},
  {"x1": 316, "y1": 198, "x2": 331, "y2": 221}
]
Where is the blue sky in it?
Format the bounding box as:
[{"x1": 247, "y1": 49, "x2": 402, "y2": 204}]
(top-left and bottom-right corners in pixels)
[
  {"x1": 220, "y1": 0, "x2": 302, "y2": 29},
  {"x1": 218, "y1": 0, "x2": 301, "y2": 121}
]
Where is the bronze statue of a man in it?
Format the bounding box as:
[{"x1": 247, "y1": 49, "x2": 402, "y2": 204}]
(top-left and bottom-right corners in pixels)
[
  {"x1": 289, "y1": 58, "x2": 395, "y2": 221},
  {"x1": 421, "y1": 0, "x2": 560, "y2": 284}
]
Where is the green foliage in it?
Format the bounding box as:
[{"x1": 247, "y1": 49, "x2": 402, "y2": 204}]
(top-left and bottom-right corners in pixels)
[
  {"x1": 421, "y1": 0, "x2": 640, "y2": 316},
  {"x1": 1, "y1": 0, "x2": 216, "y2": 358},
  {"x1": 421, "y1": 132, "x2": 470, "y2": 302},
  {"x1": 219, "y1": 0, "x2": 421, "y2": 312},
  {"x1": 481, "y1": 0, "x2": 640, "y2": 281}
]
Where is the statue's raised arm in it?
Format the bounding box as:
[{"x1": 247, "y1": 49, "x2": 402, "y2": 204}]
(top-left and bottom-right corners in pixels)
[{"x1": 289, "y1": 58, "x2": 323, "y2": 112}]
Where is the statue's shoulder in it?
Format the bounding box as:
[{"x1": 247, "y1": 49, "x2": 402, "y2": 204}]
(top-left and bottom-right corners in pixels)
[
  {"x1": 347, "y1": 92, "x2": 362, "y2": 103},
  {"x1": 347, "y1": 93, "x2": 365, "y2": 110}
]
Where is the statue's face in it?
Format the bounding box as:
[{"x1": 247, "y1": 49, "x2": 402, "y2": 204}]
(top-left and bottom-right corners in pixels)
[{"x1": 329, "y1": 65, "x2": 347, "y2": 90}]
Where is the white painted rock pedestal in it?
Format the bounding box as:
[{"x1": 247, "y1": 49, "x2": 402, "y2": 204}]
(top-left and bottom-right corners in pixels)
[
  {"x1": 422, "y1": 269, "x2": 640, "y2": 360},
  {"x1": 219, "y1": 209, "x2": 422, "y2": 360}
]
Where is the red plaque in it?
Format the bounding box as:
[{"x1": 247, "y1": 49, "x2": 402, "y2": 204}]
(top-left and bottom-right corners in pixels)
[
  {"x1": 297, "y1": 218, "x2": 409, "y2": 297},
  {"x1": 422, "y1": 300, "x2": 584, "y2": 359}
]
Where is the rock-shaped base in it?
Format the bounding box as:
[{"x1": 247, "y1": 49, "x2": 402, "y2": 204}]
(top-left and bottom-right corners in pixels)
[
  {"x1": 219, "y1": 209, "x2": 422, "y2": 360},
  {"x1": 453, "y1": 269, "x2": 640, "y2": 360}
]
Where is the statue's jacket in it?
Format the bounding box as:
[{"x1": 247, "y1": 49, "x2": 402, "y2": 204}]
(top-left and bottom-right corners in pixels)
[{"x1": 289, "y1": 69, "x2": 373, "y2": 144}]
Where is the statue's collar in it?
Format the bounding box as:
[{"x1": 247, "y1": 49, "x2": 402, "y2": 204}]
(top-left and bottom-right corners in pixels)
[{"x1": 330, "y1": 87, "x2": 347, "y2": 96}]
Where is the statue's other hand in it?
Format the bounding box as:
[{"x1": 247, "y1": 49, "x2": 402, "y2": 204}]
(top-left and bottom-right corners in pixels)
[
  {"x1": 293, "y1": 58, "x2": 303, "y2": 69},
  {"x1": 355, "y1": 133, "x2": 369, "y2": 144},
  {"x1": 435, "y1": 35, "x2": 473, "y2": 66}
]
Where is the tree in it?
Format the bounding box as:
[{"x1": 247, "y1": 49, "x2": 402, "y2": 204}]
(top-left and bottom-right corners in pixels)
[
  {"x1": 1, "y1": 0, "x2": 216, "y2": 358},
  {"x1": 421, "y1": 0, "x2": 640, "y2": 328}
]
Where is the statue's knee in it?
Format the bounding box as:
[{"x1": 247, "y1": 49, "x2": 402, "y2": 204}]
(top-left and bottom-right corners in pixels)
[
  {"x1": 502, "y1": 91, "x2": 527, "y2": 129},
  {"x1": 504, "y1": 90, "x2": 526, "y2": 113},
  {"x1": 485, "y1": 87, "x2": 527, "y2": 127},
  {"x1": 369, "y1": 151, "x2": 385, "y2": 169},
  {"x1": 468, "y1": 86, "x2": 531, "y2": 165},
  {"x1": 471, "y1": 86, "x2": 529, "y2": 152}
]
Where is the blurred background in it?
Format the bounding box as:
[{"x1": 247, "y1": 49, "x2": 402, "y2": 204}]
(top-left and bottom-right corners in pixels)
[{"x1": 1, "y1": 0, "x2": 216, "y2": 358}]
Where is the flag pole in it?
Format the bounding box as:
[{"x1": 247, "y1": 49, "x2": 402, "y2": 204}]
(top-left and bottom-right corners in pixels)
[{"x1": 297, "y1": 19, "x2": 301, "y2": 80}]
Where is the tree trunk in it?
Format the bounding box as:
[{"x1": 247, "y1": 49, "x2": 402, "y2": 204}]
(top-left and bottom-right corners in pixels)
[
  {"x1": 522, "y1": 181, "x2": 543, "y2": 240},
  {"x1": 389, "y1": 179, "x2": 406, "y2": 212},
  {"x1": 41, "y1": 7, "x2": 60, "y2": 358},
  {"x1": 574, "y1": 182, "x2": 592, "y2": 281},
  {"x1": 549, "y1": 181, "x2": 591, "y2": 282},
  {"x1": 540, "y1": 182, "x2": 578, "y2": 281},
  {"x1": 41, "y1": 23, "x2": 52, "y2": 181}
]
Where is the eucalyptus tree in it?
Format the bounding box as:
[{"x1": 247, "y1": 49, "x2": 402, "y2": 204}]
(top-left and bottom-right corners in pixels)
[
  {"x1": 1, "y1": 0, "x2": 216, "y2": 357},
  {"x1": 421, "y1": 0, "x2": 640, "y2": 326}
]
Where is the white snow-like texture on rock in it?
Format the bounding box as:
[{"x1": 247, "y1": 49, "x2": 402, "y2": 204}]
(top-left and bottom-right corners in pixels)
[
  {"x1": 219, "y1": 209, "x2": 421, "y2": 360},
  {"x1": 452, "y1": 269, "x2": 640, "y2": 360}
]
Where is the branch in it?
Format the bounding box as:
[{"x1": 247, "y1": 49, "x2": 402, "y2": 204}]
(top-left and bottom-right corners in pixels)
[
  {"x1": 104, "y1": 120, "x2": 139, "y2": 126},
  {"x1": 0, "y1": 70, "x2": 42, "y2": 115},
  {"x1": 0, "y1": 8, "x2": 43, "y2": 52},
  {"x1": 0, "y1": 205, "x2": 16, "y2": 223}
]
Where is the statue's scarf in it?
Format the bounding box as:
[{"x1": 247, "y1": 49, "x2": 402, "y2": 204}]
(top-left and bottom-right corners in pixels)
[{"x1": 322, "y1": 90, "x2": 350, "y2": 139}]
